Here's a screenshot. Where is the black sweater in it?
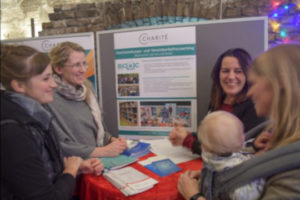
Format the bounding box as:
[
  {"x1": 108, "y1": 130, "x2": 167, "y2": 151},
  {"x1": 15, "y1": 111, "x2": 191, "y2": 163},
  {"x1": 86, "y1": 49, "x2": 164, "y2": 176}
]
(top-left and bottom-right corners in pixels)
[
  {"x1": 191, "y1": 99, "x2": 266, "y2": 154},
  {"x1": 1, "y1": 91, "x2": 75, "y2": 200}
]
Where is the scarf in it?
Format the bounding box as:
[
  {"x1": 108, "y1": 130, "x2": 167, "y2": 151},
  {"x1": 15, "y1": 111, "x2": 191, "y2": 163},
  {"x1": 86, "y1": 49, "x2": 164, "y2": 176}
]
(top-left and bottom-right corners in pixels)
[{"x1": 53, "y1": 74, "x2": 105, "y2": 146}]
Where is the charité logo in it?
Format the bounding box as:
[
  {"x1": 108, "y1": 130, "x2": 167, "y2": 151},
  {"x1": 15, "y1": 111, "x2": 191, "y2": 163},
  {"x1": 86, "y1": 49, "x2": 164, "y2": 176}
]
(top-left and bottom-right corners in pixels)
[
  {"x1": 138, "y1": 33, "x2": 168, "y2": 45},
  {"x1": 41, "y1": 40, "x2": 58, "y2": 51},
  {"x1": 118, "y1": 63, "x2": 139, "y2": 70}
]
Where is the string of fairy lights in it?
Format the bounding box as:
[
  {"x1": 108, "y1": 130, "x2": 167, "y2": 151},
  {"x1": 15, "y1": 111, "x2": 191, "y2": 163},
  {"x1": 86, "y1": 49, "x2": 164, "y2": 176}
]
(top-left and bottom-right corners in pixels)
[{"x1": 269, "y1": 1, "x2": 300, "y2": 43}]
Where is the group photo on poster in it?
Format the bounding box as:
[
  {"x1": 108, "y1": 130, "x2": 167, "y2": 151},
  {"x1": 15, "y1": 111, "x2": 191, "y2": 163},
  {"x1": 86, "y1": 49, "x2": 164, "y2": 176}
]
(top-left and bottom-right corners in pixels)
[
  {"x1": 140, "y1": 101, "x2": 192, "y2": 128},
  {"x1": 118, "y1": 100, "x2": 197, "y2": 131},
  {"x1": 117, "y1": 73, "x2": 140, "y2": 96}
]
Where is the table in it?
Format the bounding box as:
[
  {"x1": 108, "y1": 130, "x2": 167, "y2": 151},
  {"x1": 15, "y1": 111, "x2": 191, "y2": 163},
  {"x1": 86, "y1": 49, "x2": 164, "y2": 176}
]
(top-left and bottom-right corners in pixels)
[{"x1": 78, "y1": 153, "x2": 203, "y2": 200}]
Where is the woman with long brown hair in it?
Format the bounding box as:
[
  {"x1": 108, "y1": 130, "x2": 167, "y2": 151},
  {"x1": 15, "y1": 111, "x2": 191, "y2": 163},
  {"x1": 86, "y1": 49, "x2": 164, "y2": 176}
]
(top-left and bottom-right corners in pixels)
[{"x1": 169, "y1": 48, "x2": 265, "y2": 154}]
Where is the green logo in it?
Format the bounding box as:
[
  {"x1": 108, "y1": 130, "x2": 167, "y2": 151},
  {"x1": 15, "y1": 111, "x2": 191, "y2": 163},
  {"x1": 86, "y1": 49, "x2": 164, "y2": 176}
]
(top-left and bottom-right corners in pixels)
[{"x1": 118, "y1": 63, "x2": 139, "y2": 70}]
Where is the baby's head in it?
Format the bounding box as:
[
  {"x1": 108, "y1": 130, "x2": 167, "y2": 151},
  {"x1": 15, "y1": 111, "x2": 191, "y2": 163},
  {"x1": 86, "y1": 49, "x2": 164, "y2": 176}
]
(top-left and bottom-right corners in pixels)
[{"x1": 198, "y1": 111, "x2": 244, "y2": 155}]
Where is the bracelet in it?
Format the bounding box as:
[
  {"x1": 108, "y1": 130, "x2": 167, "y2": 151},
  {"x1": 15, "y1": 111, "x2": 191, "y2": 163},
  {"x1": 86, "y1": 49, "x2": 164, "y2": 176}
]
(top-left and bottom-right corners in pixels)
[{"x1": 190, "y1": 192, "x2": 203, "y2": 200}]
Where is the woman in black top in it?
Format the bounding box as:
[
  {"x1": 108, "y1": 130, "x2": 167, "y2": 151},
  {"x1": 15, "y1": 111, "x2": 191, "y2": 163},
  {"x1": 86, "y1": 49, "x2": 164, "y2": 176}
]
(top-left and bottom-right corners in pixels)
[{"x1": 169, "y1": 48, "x2": 266, "y2": 154}]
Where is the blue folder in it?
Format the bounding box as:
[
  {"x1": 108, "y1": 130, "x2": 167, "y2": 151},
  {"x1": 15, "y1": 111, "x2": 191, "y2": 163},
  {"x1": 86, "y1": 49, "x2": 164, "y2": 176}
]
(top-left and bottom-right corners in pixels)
[{"x1": 145, "y1": 158, "x2": 181, "y2": 177}]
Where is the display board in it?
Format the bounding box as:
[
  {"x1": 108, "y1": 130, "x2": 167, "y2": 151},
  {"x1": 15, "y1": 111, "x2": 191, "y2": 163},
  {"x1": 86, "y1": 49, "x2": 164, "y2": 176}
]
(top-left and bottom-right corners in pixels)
[
  {"x1": 97, "y1": 16, "x2": 267, "y2": 138},
  {"x1": 2, "y1": 32, "x2": 98, "y2": 93}
]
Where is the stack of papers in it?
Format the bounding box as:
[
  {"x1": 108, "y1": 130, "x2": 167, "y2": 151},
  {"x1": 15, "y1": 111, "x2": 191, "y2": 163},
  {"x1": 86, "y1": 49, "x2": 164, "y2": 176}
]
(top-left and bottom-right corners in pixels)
[
  {"x1": 141, "y1": 139, "x2": 199, "y2": 164},
  {"x1": 104, "y1": 166, "x2": 158, "y2": 196},
  {"x1": 100, "y1": 155, "x2": 137, "y2": 170}
]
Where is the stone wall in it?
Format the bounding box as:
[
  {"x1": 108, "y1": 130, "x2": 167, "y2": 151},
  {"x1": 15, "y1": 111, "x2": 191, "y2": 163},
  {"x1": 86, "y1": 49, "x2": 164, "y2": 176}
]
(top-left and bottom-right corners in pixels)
[
  {"x1": 0, "y1": 0, "x2": 107, "y2": 39},
  {"x1": 1, "y1": 0, "x2": 299, "y2": 45},
  {"x1": 39, "y1": 0, "x2": 300, "y2": 45}
]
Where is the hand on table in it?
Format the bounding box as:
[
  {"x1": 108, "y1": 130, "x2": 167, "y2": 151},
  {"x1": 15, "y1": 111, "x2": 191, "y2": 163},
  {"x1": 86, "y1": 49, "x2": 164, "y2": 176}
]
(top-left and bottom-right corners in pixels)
[
  {"x1": 178, "y1": 170, "x2": 201, "y2": 200},
  {"x1": 102, "y1": 137, "x2": 127, "y2": 157},
  {"x1": 79, "y1": 158, "x2": 104, "y2": 176},
  {"x1": 111, "y1": 137, "x2": 127, "y2": 148},
  {"x1": 63, "y1": 156, "x2": 83, "y2": 178}
]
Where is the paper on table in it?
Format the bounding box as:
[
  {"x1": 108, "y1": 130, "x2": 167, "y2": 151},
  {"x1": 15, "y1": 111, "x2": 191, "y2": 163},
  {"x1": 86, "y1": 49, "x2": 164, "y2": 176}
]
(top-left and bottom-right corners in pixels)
[
  {"x1": 138, "y1": 155, "x2": 168, "y2": 166},
  {"x1": 140, "y1": 139, "x2": 199, "y2": 164},
  {"x1": 100, "y1": 155, "x2": 137, "y2": 170},
  {"x1": 104, "y1": 167, "x2": 158, "y2": 196}
]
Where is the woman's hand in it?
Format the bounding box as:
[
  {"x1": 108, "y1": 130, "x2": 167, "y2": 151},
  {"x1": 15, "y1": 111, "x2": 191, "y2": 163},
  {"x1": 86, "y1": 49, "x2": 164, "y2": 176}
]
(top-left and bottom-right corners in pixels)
[
  {"x1": 94, "y1": 137, "x2": 127, "y2": 157},
  {"x1": 254, "y1": 131, "x2": 272, "y2": 152},
  {"x1": 178, "y1": 170, "x2": 200, "y2": 200},
  {"x1": 79, "y1": 158, "x2": 104, "y2": 176},
  {"x1": 111, "y1": 137, "x2": 128, "y2": 148},
  {"x1": 169, "y1": 126, "x2": 190, "y2": 146},
  {"x1": 188, "y1": 170, "x2": 202, "y2": 180},
  {"x1": 63, "y1": 156, "x2": 83, "y2": 178}
]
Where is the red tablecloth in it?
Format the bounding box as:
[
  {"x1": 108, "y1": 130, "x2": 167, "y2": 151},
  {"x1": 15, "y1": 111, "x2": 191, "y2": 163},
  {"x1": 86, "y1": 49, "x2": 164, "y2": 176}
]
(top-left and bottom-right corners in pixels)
[{"x1": 78, "y1": 153, "x2": 203, "y2": 200}]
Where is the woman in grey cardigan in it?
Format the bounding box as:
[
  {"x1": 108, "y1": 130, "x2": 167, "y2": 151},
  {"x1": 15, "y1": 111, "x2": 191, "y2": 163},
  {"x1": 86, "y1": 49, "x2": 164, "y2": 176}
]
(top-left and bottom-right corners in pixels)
[{"x1": 47, "y1": 42, "x2": 127, "y2": 159}]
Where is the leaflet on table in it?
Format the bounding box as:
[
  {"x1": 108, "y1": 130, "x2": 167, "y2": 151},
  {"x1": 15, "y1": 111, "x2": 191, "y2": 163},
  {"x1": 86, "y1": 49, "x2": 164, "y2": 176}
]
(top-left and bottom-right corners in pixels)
[
  {"x1": 122, "y1": 141, "x2": 151, "y2": 158},
  {"x1": 104, "y1": 166, "x2": 158, "y2": 196},
  {"x1": 100, "y1": 155, "x2": 137, "y2": 170},
  {"x1": 141, "y1": 139, "x2": 200, "y2": 164},
  {"x1": 139, "y1": 156, "x2": 181, "y2": 177}
]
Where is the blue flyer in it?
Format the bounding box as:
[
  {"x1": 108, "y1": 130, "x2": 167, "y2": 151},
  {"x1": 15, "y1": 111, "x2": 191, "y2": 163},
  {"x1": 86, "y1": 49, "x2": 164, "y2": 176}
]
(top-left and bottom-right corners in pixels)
[
  {"x1": 145, "y1": 158, "x2": 181, "y2": 177},
  {"x1": 122, "y1": 142, "x2": 151, "y2": 158}
]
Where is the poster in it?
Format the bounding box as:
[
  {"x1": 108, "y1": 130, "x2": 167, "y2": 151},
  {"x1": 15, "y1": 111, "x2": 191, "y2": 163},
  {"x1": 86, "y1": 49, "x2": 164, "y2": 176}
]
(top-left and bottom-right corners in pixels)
[
  {"x1": 2, "y1": 33, "x2": 97, "y2": 93},
  {"x1": 114, "y1": 27, "x2": 197, "y2": 136}
]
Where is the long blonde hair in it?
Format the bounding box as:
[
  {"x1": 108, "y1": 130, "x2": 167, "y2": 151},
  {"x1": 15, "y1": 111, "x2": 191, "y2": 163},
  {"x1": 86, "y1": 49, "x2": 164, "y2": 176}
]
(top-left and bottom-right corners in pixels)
[{"x1": 250, "y1": 44, "x2": 300, "y2": 149}]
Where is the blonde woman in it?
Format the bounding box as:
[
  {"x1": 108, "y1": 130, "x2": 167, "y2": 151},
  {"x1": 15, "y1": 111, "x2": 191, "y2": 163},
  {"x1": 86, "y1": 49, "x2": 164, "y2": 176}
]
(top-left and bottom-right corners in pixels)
[
  {"x1": 178, "y1": 44, "x2": 300, "y2": 200},
  {"x1": 46, "y1": 42, "x2": 127, "y2": 159}
]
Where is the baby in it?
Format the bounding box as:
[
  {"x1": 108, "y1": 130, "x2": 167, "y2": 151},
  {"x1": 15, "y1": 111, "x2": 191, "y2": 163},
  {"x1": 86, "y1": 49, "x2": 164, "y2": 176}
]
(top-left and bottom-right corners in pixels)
[{"x1": 198, "y1": 111, "x2": 264, "y2": 200}]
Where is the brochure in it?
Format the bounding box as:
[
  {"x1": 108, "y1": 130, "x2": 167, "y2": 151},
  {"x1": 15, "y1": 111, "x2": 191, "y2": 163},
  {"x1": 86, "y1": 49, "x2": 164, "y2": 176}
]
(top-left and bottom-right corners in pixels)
[
  {"x1": 122, "y1": 141, "x2": 151, "y2": 158},
  {"x1": 100, "y1": 155, "x2": 137, "y2": 170},
  {"x1": 144, "y1": 158, "x2": 181, "y2": 177}
]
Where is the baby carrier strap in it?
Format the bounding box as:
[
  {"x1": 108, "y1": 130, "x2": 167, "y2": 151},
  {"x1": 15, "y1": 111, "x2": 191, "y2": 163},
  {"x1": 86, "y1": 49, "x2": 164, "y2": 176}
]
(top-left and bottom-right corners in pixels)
[
  {"x1": 200, "y1": 141, "x2": 300, "y2": 200},
  {"x1": 0, "y1": 119, "x2": 19, "y2": 126}
]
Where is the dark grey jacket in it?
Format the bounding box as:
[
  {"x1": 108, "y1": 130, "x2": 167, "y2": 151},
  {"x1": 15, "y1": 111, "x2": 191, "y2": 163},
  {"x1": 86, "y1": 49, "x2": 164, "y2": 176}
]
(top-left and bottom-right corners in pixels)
[
  {"x1": 199, "y1": 140, "x2": 300, "y2": 200},
  {"x1": 1, "y1": 91, "x2": 75, "y2": 200}
]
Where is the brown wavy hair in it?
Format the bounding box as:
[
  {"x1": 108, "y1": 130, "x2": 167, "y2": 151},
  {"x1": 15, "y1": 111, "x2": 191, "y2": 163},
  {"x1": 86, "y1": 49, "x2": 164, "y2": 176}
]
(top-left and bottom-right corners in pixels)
[{"x1": 210, "y1": 48, "x2": 252, "y2": 110}]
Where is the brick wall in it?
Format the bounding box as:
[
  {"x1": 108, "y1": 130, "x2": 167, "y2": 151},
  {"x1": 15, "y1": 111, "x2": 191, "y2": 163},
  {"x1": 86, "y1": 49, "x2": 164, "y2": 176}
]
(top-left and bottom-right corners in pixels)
[{"x1": 39, "y1": 0, "x2": 300, "y2": 45}]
